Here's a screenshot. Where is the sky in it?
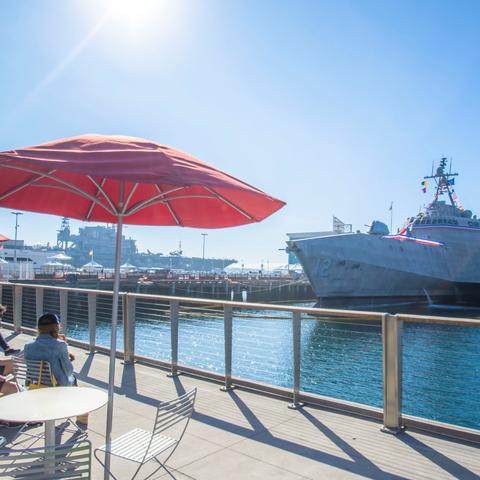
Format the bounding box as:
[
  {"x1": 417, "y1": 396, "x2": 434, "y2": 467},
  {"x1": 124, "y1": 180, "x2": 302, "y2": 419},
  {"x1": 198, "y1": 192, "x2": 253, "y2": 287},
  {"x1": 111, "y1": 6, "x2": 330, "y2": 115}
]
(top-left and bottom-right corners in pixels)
[{"x1": 0, "y1": 0, "x2": 479, "y2": 264}]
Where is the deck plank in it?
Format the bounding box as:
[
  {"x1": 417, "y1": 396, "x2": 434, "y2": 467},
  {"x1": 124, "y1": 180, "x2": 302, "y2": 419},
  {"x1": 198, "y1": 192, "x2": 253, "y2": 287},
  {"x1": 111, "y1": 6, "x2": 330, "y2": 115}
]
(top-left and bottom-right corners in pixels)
[{"x1": 1, "y1": 332, "x2": 479, "y2": 480}]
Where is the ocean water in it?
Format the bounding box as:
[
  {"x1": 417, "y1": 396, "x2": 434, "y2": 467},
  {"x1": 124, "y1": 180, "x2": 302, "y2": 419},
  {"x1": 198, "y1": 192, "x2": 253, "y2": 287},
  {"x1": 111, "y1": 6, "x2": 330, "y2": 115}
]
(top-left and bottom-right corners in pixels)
[{"x1": 65, "y1": 301, "x2": 480, "y2": 430}]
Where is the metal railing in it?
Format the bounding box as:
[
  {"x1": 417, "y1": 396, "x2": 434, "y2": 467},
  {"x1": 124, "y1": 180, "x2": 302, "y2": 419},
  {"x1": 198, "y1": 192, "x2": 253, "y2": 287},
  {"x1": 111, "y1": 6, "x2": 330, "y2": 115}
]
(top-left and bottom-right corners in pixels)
[{"x1": 0, "y1": 281, "x2": 479, "y2": 443}]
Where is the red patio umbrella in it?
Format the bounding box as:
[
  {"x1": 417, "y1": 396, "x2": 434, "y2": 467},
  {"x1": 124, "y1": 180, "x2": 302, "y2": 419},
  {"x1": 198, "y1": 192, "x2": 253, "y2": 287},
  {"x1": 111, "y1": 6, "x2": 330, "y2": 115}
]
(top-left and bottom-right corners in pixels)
[
  {"x1": 0, "y1": 133, "x2": 285, "y2": 472},
  {"x1": 0, "y1": 234, "x2": 10, "y2": 242}
]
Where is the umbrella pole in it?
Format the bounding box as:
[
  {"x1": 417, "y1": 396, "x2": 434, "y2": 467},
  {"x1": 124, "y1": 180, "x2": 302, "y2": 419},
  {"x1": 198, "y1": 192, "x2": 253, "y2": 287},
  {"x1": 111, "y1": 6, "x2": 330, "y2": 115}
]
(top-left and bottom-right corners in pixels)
[{"x1": 104, "y1": 213, "x2": 124, "y2": 479}]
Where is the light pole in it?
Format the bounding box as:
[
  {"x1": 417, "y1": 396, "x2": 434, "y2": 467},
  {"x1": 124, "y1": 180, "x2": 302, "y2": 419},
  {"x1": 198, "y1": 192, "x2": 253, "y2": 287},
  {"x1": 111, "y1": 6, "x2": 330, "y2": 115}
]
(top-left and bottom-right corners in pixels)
[
  {"x1": 11, "y1": 211, "x2": 23, "y2": 278},
  {"x1": 201, "y1": 233, "x2": 208, "y2": 273}
]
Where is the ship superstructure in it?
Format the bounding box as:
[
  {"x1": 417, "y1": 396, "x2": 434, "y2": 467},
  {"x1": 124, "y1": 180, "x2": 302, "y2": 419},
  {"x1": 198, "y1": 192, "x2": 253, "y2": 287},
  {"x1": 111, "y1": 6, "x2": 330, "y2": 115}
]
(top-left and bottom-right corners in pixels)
[{"x1": 288, "y1": 159, "x2": 480, "y2": 306}]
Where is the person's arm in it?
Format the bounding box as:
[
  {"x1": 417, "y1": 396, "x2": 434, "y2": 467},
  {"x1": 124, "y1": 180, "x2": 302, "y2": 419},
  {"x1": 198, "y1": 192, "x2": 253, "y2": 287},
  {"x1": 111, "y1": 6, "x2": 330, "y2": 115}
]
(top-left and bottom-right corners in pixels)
[{"x1": 58, "y1": 341, "x2": 74, "y2": 378}]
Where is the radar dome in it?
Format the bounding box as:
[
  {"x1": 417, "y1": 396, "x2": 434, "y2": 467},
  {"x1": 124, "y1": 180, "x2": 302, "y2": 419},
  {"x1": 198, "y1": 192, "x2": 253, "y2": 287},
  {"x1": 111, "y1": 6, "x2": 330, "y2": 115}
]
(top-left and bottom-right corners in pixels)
[{"x1": 368, "y1": 221, "x2": 390, "y2": 235}]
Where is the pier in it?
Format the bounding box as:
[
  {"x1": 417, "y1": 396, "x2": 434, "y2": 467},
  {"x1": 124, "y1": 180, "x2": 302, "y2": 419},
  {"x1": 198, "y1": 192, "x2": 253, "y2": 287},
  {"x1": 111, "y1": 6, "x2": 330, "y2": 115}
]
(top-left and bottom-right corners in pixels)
[
  {"x1": 13, "y1": 274, "x2": 315, "y2": 303},
  {"x1": 1, "y1": 281, "x2": 479, "y2": 478}
]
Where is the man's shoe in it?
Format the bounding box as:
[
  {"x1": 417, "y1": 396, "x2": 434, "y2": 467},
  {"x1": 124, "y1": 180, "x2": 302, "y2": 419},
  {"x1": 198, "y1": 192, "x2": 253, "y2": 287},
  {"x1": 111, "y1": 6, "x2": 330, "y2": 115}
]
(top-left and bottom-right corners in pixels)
[{"x1": 4, "y1": 348, "x2": 21, "y2": 356}]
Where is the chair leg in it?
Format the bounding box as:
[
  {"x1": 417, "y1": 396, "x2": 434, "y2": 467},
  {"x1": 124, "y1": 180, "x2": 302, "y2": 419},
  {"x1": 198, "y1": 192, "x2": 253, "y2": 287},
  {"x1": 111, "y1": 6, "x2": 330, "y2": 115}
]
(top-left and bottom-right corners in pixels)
[
  {"x1": 149, "y1": 457, "x2": 177, "y2": 480},
  {"x1": 94, "y1": 449, "x2": 120, "y2": 480}
]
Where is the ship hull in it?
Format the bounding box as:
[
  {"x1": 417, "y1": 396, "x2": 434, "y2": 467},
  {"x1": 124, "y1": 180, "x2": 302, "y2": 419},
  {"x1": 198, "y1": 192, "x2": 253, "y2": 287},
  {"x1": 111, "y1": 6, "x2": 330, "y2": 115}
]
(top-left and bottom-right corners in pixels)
[{"x1": 291, "y1": 233, "x2": 480, "y2": 306}]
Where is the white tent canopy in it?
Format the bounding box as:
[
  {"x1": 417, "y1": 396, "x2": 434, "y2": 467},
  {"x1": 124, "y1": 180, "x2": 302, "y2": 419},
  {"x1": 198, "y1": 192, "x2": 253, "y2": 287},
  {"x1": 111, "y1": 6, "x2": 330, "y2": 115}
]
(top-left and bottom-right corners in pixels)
[
  {"x1": 49, "y1": 252, "x2": 72, "y2": 261},
  {"x1": 120, "y1": 262, "x2": 137, "y2": 271},
  {"x1": 82, "y1": 260, "x2": 103, "y2": 272}
]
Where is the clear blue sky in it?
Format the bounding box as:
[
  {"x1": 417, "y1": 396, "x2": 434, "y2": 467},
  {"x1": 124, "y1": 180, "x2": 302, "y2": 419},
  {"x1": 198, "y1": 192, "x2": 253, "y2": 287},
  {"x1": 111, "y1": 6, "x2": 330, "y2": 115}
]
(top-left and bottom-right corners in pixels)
[{"x1": 0, "y1": 0, "x2": 479, "y2": 263}]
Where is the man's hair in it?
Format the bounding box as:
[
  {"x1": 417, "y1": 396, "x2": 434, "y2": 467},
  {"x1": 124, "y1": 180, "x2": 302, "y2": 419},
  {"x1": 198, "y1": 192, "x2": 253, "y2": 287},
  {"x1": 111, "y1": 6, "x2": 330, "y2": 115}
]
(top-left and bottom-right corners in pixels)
[
  {"x1": 38, "y1": 323, "x2": 60, "y2": 336},
  {"x1": 0, "y1": 304, "x2": 6, "y2": 315}
]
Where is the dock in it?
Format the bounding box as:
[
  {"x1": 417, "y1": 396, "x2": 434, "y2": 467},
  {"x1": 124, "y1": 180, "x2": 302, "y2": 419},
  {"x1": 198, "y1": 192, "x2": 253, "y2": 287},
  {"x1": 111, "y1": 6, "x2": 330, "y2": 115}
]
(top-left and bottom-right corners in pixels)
[{"x1": 3, "y1": 332, "x2": 480, "y2": 479}]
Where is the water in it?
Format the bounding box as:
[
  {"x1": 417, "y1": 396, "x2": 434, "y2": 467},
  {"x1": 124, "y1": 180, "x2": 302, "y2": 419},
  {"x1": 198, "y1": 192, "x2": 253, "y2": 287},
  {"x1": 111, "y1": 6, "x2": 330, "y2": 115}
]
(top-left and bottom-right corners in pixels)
[{"x1": 66, "y1": 301, "x2": 480, "y2": 430}]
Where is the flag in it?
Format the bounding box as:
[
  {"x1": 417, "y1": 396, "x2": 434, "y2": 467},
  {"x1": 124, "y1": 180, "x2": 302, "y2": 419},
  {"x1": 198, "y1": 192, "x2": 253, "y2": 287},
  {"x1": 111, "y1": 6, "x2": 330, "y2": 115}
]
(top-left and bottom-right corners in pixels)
[
  {"x1": 447, "y1": 178, "x2": 455, "y2": 186},
  {"x1": 389, "y1": 202, "x2": 393, "y2": 211},
  {"x1": 88, "y1": 249, "x2": 93, "y2": 257},
  {"x1": 421, "y1": 180, "x2": 427, "y2": 193}
]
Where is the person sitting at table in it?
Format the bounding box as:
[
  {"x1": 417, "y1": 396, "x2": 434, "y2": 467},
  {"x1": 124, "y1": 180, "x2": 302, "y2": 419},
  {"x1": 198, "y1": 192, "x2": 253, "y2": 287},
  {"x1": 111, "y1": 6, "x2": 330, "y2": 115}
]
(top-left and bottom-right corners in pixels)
[
  {"x1": 0, "y1": 357, "x2": 19, "y2": 396},
  {"x1": 0, "y1": 304, "x2": 21, "y2": 356},
  {"x1": 0, "y1": 373, "x2": 19, "y2": 397},
  {"x1": 24, "y1": 313, "x2": 76, "y2": 387},
  {"x1": 0, "y1": 357, "x2": 13, "y2": 377}
]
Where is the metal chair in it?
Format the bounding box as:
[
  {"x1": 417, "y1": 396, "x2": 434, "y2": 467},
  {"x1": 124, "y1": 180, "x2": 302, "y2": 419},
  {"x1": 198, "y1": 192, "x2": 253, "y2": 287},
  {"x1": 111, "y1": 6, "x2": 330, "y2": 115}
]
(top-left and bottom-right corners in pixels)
[
  {"x1": 0, "y1": 439, "x2": 91, "y2": 478},
  {"x1": 12, "y1": 354, "x2": 57, "y2": 389},
  {"x1": 11, "y1": 355, "x2": 85, "y2": 445},
  {"x1": 94, "y1": 388, "x2": 197, "y2": 480}
]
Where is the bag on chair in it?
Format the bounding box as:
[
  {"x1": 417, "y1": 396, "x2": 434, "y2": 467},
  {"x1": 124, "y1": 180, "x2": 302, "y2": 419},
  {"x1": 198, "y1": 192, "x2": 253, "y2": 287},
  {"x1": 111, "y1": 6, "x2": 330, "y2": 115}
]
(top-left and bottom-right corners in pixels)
[{"x1": 27, "y1": 360, "x2": 57, "y2": 390}]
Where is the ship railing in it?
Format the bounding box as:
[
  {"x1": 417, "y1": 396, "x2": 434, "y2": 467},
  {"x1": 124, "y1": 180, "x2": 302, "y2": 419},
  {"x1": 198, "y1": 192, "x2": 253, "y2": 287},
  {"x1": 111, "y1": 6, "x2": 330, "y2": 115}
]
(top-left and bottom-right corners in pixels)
[{"x1": 0, "y1": 281, "x2": 478, "y2": 444}]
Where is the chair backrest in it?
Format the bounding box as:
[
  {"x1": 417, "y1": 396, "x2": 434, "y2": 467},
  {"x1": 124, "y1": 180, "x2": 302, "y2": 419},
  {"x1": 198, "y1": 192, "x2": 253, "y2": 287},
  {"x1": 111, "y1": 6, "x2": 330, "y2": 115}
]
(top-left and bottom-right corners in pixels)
[
  {"x1": 12, "y1": 353, "x2": 27, "y2": 388},
  {"x1": 153, "y1": 388, "x2": 197, "y2": 442},
  {"x1": 0, "y1": 440, "x2": 91, "y2": 478},
  {"x1": 13, "y1": 354, "x2": 57, "y2": 388}
]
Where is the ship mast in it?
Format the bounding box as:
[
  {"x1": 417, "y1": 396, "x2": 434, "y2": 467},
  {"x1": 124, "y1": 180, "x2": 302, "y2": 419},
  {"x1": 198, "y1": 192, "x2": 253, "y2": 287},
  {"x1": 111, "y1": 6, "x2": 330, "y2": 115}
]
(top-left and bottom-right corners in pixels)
[{"x1": 423, "y1": 158, "x2": 458, "y2": 208}]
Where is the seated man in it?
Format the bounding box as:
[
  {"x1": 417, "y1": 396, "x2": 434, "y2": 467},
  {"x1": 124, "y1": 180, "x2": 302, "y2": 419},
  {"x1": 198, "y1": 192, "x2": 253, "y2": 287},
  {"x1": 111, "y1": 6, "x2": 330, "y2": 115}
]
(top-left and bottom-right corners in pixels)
[{"x1": 24, "y1": 313, "x2": 75, "y2": 387}]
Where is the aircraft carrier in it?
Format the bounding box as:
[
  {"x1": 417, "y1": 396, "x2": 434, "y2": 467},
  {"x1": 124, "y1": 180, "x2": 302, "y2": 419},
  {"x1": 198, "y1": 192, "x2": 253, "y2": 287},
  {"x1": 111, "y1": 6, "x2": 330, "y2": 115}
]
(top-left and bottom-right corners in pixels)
[{"x1": 288, "y1": 159, "x2": 480, "y2": 306}]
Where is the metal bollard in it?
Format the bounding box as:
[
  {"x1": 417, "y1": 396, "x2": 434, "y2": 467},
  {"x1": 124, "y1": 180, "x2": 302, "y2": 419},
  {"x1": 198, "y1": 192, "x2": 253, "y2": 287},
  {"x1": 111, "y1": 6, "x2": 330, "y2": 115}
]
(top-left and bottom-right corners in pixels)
[
  {"x1": 167, "y1": 300, "x2": 179, "y2": 377},
  {"x1": 35, "y1": 287, "x2": 44, "y2": 320},
  {"x1": 381, "y1": 313, "x2": 404, "y2": 434},
  {"x1": 59, "y1": 290, "x2": 68, "y2": 333},
  {"x1": 123, "y1": 294, "x2": 136, "y2": 364},
  {"x1": 87, "y1": 292, "x2": 97, "y2": 353},
  {"x1": 288, "y1": 311, "x2": 304, "y2": 409},
  {"x1": 13, "y1": 285, "x2": 22, "y2": 333},
  {"x1": 221, "y1": 305, "x2": 233, "y2": 391}
]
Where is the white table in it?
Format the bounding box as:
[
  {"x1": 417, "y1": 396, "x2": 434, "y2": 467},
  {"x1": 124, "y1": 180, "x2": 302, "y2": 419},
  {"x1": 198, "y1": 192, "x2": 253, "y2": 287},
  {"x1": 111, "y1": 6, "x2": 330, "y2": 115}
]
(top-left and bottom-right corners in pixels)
[{"x1": 0, "y1": 387, "x2": 108, "y2": 473}]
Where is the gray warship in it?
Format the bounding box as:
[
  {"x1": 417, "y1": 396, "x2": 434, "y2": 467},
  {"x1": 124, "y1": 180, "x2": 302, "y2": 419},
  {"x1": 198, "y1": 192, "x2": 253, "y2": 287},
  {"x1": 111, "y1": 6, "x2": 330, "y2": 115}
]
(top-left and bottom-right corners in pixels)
[{"x1": 288, "y1": 159, "x2": 480, "y2": 306}]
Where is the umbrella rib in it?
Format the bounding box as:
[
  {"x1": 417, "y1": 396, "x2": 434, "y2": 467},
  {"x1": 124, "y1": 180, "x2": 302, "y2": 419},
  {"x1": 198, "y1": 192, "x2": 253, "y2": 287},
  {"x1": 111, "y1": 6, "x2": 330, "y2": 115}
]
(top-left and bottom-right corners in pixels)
[
  {"x1": 85, "y1": 177, "x2": 107, "y2": 220},
  {"x1": 0, "y1": 168, "x2": 57, "y2": 201},
  {"x1": 204, "y1": 186, "x2": 254, "y2": 220},
  {"x1": 123, "y1": 186, "x2": 186, "y2": 216},
  {"x1": 154, "y1": 185, "x2": 182, "y2": 226},
  {"x1": 123, "y1": 183, "x2": 139, "y2": 214},
  {"x1": 0, "y1": 164, "x2": 117, "y2": 216},
  {"x1": 87, "y1": 176, "x2": 118, "y2": 214}
]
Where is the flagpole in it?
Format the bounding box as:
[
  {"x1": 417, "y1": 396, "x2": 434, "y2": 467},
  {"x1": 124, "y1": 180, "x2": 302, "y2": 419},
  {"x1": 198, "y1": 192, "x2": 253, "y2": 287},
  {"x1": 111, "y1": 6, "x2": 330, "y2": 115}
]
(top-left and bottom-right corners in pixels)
[{"x1": 390, "y1": 202, "x2": 393, "y2": 233}]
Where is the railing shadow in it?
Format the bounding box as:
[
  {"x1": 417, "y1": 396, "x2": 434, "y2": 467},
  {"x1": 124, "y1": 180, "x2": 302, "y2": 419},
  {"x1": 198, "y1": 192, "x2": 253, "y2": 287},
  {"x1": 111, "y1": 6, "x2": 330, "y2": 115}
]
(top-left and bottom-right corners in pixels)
[
  {"x1": 78, "y1": 365, "x2": 411, "y2": 480},
  {"x1": 397, "y1": 432, "x2": 479, "y2": 480}
]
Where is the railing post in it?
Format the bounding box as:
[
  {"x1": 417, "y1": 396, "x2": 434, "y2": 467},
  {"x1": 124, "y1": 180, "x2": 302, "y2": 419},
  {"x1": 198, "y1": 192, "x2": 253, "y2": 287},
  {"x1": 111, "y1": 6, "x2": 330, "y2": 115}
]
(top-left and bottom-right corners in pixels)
[
  {"x1": 167, "y1": 300, "x2": 179, "y2": 377},
  {"x1": 0, "y1": 284, "x2": 3, "y2": 305},
  {"x1": 59, "y1": 290, "x2": 68, "y2": 333},
  {"x1": 123, "y1": 294, "x2": 136, "y2": 364},
  {"x1": 87, "y1": 292, "x2": 97, "y2": 353},
  {"x1": 382, "y1": 313, "x2": 404, "y2": 434},
  {"x1": 221, "y1": 305, "x2": 233, "y2": 391},
  {"x1": 288, "y1": 311, "x2": 303, "y2": 409},
  {"x1": 35, "y1": 287, "x2": 44, "y2": 320},
  {"x1": 13, "y1": 285, "x2": 22, "y2": 332}
]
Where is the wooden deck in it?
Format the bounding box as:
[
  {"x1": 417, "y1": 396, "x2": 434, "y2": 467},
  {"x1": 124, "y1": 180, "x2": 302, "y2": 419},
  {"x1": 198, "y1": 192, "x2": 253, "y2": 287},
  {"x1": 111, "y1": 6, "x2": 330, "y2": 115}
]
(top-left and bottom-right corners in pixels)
[{"x1": 2, "y1": 331, "x2": 479, "y2": 479}]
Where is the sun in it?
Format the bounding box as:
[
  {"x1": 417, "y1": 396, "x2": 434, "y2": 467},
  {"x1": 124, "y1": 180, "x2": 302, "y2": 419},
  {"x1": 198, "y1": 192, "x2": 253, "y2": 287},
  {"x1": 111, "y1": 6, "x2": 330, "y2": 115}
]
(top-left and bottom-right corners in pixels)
[{"x1": 104, "y1": 0, "x2": 165, "y2": 34}]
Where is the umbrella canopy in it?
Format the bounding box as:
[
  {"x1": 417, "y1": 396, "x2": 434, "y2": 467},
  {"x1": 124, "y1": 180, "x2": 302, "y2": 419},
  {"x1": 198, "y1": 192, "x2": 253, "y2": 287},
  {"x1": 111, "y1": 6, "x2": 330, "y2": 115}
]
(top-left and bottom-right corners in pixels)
[
  {"x1": 0, "y1": 133, "x2": 284, "y2": 227},
  {"x1": 49, "y1": 252, "x2": 72, "y2": 261},
  {"x1": 0, "y1": 134, "x2": 285, "y2": 476},
  {"x1": 0, "y1": 234, "x2": 9, "y2": 242}
]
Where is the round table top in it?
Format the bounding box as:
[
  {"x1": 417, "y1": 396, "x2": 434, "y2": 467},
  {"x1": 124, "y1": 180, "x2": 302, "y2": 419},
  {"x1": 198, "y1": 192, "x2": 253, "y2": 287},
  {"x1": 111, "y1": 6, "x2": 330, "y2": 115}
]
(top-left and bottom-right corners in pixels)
[{"x1": 0, "y1": 386, "x2": 108, "y2": 423}]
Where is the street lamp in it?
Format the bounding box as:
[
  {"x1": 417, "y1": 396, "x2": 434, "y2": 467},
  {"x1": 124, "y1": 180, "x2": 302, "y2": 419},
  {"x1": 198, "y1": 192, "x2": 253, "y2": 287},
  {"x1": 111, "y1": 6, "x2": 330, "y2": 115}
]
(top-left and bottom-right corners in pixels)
[
  {"x1": 201, "y1": 233, "x2": 208, "y2": 273},
  {"x1": 11, "y1": 211, "x2": 23, "y2": 278}
]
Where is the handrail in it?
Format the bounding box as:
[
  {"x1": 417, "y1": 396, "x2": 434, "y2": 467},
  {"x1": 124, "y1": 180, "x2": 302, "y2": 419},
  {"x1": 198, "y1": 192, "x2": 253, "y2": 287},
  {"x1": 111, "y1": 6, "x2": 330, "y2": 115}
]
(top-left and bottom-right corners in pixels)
[
  {"x1": 0, "y1": 280, "x2": 479, "y2": 443},
  {"x1": 3, "y1": 280, "x2": 479, "y2": 325}
]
